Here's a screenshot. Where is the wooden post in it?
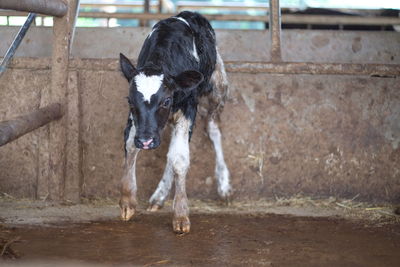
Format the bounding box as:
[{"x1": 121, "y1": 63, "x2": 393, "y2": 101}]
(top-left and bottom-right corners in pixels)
[
  {"x1": 40, "y1": 0, "x2": 80, "y2": 201},
  {"x1": 64, "y1": 71, "x2": 82, "y2": 203},
  {"x1": 140, "y1": 0, "x2": 151, "y2": 27},
  {"x1": 269, "y1": 0, "x2": 282, "y2": 62},
  {"x1": 158, "y1": 0, "x2": 163, "y2": 13}
]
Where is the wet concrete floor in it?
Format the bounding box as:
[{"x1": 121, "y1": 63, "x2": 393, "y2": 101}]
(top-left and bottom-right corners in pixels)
[{"x1": 1, "y1": 213, "x2": 400, "y2": 266}]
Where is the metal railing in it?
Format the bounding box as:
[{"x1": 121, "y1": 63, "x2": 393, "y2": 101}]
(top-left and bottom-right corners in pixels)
[{"x1": 1, "y1": 1, "x2": 399, "y2": 29}]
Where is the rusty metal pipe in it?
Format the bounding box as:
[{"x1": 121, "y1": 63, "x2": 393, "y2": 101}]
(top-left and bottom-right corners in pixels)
[
  {"x1": 0, "y1": 0, "x2": 67, "y2": 17},
  {"x1": 0, "y1": 103, "x2": 64, "y2": 147}
]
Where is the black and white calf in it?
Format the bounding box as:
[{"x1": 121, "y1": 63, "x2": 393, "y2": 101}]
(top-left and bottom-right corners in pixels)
[{"x1": 119, "y1": 11, "x2": 232, "y2": 234}]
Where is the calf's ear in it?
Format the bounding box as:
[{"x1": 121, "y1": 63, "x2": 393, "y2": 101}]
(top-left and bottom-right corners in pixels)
[
  {"x1": 119, "y1": 53, "x2": 137, "y2": 82},
  {"x1": 171, "y1": 70, "x2": 204, "y2": 91}
]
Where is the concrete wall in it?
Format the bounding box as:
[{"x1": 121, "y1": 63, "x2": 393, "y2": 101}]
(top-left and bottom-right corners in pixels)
[
  {"x1": 1, "y1": 27, "x2": 399, "y2": 63},
  {"x1": 0, "y1": 28, "x2": 399, "y2": 203}
]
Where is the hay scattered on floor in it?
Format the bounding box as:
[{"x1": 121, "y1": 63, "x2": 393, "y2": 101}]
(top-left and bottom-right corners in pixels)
[
  {"x1": 1, "y1": 194, "x2": 399, "y2": 226},
  {"x1": 188, "y1": 195, "x2": 400, "y2": 225},
  {"x1": 0, "y1": 236, "x2": 20, "y2": 259}
]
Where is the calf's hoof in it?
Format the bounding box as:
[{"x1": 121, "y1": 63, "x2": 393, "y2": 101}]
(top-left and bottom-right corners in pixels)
[
  {"x1": 147, "y1": 204, "x2": 162, "y2": 212},
  {"x1": 119, "y1": 201, "x2": 136, "y2": 221},
  {"x1": 173, "y1": 216, "x2": 190, "y2": 234},
  {"x1": 218, "y1": 187, "x2": 233, "y2": 206}
]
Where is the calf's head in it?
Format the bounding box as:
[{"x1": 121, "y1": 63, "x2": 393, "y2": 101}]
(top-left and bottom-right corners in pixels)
[{"x1": 120, "y1": 53, "x2": 203, "y2": 150}]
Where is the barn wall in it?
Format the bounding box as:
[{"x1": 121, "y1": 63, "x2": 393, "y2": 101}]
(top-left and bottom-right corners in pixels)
[
  {"x1": 0, "y1": 28, "x2": 399, "y2": 203},
  {"x1": 1, "y1": 27, "x2": 399, "y2": 63}
]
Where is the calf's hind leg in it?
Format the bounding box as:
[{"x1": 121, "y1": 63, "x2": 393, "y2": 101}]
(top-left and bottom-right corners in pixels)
[
  {"x1": 207, "y1": 119, "x2": 232, "y2": 202},
  {"x1": 207, "y1": 50, "x2": 232, "y2": 202},
  {"x1": 147, "y1": 160, "x2": 174, "y2": 211}
]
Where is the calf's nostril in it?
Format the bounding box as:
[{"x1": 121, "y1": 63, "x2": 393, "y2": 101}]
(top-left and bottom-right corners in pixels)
[{"x1": 141, "y1": 138, "x2": 153, "y2": 147}]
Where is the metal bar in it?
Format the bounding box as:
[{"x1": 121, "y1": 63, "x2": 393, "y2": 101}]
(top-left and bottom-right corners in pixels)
[
  {"x1": 69, "y1": 0, "x2": 81, "y2": 55},
  {"x1": 2, "y1": 11, "x2": 400, "y2": 26},
  {"x1": 0, "y1": 0, "x2": 67, "y2": 17},
  {"x1": 76, "y1": 12, "x2": 269, "y2": 21},
  {"x1": 177, "y1": 2, "x2": 269, "y2": 10},
  {"x1": 269, "y1": 0, "x2": 282, "y2": 62},
  {"x1": 79, "y1": 2, "x2": 160, "y2": 9},
  {"x1": 4, "y1": 58, "x2": 399, "y2": 77},
  {"x1": 0, "y1": 13, "x2": 36, "y2": 78},
  {"x1": 282, "y1": 14, "x2": 400, "y2": 25},
  {"x1": 225, "y1": 62, "x2": 400, "y2": 76},
  {"x1": 0, "y1": 103, "x2": 63, "y2": 147}
]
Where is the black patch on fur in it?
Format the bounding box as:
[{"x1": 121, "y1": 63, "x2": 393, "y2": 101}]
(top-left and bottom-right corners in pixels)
[{"x1": 124, "y1": 113, "x2": 133, "y2": 156}]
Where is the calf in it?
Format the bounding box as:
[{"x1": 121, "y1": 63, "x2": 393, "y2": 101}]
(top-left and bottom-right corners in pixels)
[{"x1": 119, "y1": 11, "x2": 232, "y2": 234}]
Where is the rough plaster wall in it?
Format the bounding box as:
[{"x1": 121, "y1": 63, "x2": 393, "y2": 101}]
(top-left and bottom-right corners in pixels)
[
  {"x1": 1, "y1": 27, "x2": 399, "y2": 63},
  {"x1": 0, "y1": 70, "x2": 49, "y2": 198},
  {"x1": 0, "y1": 27, "x2": 399, "y2": 202},
  {"x1": 222, "y1": 74, "x2": 400, "y2": 202},
  {"x1": 77, "y1": 70, "x2": 400, "y2": 203},
  {"x1": 0, "y1": 68, "x2": 399, "y2": 202}
]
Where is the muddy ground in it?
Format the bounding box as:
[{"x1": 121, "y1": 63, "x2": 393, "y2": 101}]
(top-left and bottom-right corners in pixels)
[{"x1": 0, "y1": 198, "x2": 399, "y2": 266}]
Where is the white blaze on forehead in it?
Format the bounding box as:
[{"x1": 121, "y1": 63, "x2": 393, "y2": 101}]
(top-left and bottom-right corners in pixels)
[{"x1": 134, "y1": 73, "x2": 164, "y2": 103}]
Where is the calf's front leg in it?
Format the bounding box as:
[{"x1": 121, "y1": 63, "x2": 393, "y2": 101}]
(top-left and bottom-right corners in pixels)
[
  {"x1": 169, "y1": 113, "x2": 191, "y2": 234},
  {"x1": 119, "y1": 122, "x2": 140, "y2": 221}
]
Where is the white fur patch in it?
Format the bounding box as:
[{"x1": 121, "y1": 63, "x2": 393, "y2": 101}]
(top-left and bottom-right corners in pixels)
[
  {"x1": 149, "y1": 161, "x2": 174, "y2": 206},
  {"x1": 173, "y1": 16, "x2": 190, "y2": 27},
  {"x1": 148, "y1": 28, "x2": 156, "y2": 38},
  {"x1": 208, "y1": 120, "x2": 231, "y2": 198},
  {"x1": 168, "y1": 113, "x2": 191, "y2": 176},
  {"x1": 173, "y1": 16, "x2": 199, "y2": 63},
  {"x1": 192, "y1": 39, "x2": 200, "y2": 62},
  {"x1": 134, "y1": 73, "x2": 164, "y2": 103},
  {"x1": 126, "y1": 121, "x2": 136, "y2": 153}
]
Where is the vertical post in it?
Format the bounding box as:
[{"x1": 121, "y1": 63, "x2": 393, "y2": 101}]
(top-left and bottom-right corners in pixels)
[
  {"x1": 47, "y1": 2, "x2": 70, "y2": 201},
  {"x1": 158, "y1": 0, "x2": 163, "y2": 13},
  {"x1": 140, "y1": 0, "x2": 151, "y2": 27},
  {"x1": 269, "y1": 0, "x2": 282, "y2": 62},
  {"x1": 64, "y1": 71, "x2": 82, "y2": 203},
  {"x1": 41, "y1": 0, "x2": 80, "y2": 201}
]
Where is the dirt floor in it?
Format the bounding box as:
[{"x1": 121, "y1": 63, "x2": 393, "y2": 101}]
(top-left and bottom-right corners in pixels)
[{"x1": 0, "y1": 197, "x2": 399, "y2": 266}]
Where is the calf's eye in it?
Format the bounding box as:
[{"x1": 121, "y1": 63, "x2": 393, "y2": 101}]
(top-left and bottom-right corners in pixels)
[
  {"x1": 161, "y1": 97, "x2": 171, "y2": 108},
  {"x1": 129, "y1": 104, "x2": 136, "y2": 114}
]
